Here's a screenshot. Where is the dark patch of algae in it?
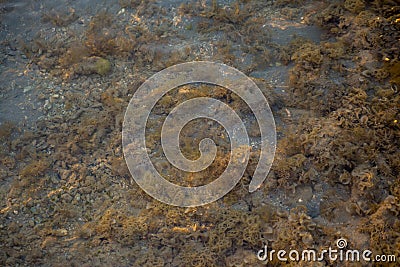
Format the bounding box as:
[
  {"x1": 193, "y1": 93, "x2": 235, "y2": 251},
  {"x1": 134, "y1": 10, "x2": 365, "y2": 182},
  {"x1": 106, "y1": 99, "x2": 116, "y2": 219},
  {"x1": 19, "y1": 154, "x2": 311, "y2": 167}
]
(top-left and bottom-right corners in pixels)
[{"x1": 0, "y1": 0, "x2": 399, "y2": 266}]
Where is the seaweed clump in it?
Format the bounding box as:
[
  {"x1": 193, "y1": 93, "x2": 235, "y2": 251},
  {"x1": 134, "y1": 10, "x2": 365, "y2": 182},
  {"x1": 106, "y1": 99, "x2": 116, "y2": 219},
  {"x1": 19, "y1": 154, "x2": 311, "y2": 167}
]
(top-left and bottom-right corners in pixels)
[
  {"x1": 42, "y1": 8, "x2": 78, "y2": 27},
  {"x1": 94, "y1": 208, "x2": 149, "y2": 246},
  {"x1": 344, "y1": 0, "x2": 365, "y2": 14},
  {"x1": 271, "y1": 1, "x2": 400, "y2": 262},
  {"x1": 25, "y1": 10, "x2": 154, "y2": 79}
]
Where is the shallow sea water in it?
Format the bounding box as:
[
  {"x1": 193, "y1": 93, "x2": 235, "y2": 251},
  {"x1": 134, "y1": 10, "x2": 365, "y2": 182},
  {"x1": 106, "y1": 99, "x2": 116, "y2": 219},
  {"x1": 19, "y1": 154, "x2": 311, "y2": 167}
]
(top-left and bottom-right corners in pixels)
[{"x1": 0, "y1": 0, "x2": 399, "y2": 266}]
